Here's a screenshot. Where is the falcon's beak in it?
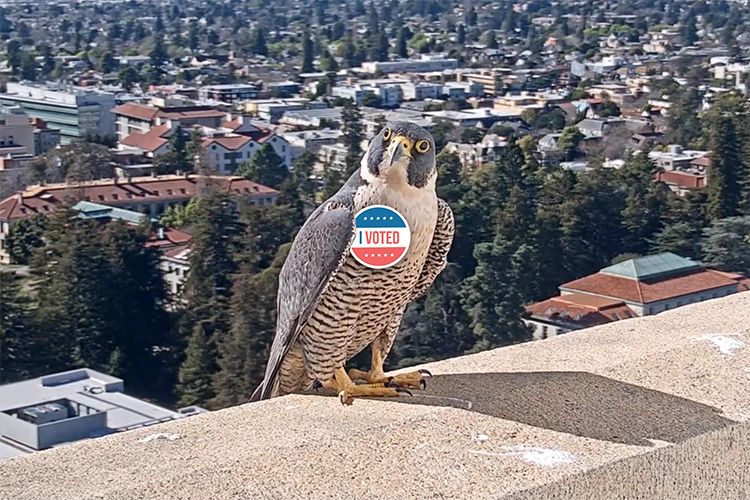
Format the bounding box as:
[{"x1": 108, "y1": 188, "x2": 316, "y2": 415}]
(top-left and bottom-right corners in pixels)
[{"x1": 388, "y1": 136, "x2": 412, "y2": 167}]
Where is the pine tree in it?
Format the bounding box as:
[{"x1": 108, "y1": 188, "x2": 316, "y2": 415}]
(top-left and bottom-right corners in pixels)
[
  {"x1": 20, "y1": 52, "x2": 36, "y2": 81},
  {"x1": 301, "y1": 29, "x2": 314, "y2": 73},
  {"x1": 667, "y1": 87, "x2": 702, "y2": 146},
  {"x1": 5, "y1": 213, "x2": 46, "y2": 265},
  {"x1": 396, "y1": 27, "x2": 408, "y2": 58},
  {"x1": 149, "y1": 31, "x2": 168, "y2": 82},
  {"x1": 707, "y1": 116, "x2": 742, "y2": 221},
  {"x1": 376, "y1": 28, "x2": 389, "y2": 62},
  {"x1": 461, "y1": 239, "x2": 532, "y2": 350},
  {"x1": 237, "y1": 143, "x2": 288, "y2": 189},
  {"x1": 31, "y1": 208, "x2": 116, "y2": 374},
  {"x1": 253, "y1": 28, "x2": 267, "y2": 56},
  {"x1": 435, "y1": 151, "x2": 465, "y2": 205},
  {"x1": 700, "y1": 216, "x2": 750, "y2": 275},
  {"x1": 211, "y1": 246, "x2": 286, "y2": 408},
  {"x1": 0, "y1": 271, "x2": 35, "y2": 383},
  {"x1": 457, "y1": 24, "x2": 466, "y2": 45},
  {"x1": 652, "y1": 221, "x2": 703, "y2": 260},
  {"x1": 101, "y1": 221, "x2": 173, "y2": 397},
  {"x1": 177, "y1": 323, "x2": 215, "y2": 407},
  {"x1": 560, "y1": 166, "x2": 626, "y2": 278},
  {"x1": 179, "y1": 192, "x2": 242, "y2": 341},
  {"x1": 341, "y1": 101, "x2": 364, "y2": 175},
  {"x1": 618, "y1": 151, "x2": 668, "y2": 255},
  {"x1": 291, "y1": 151, "x2": 318, "y2": 205},
  {"x1": 322, "y1": 158, "x2": 344, "y2": 199}
]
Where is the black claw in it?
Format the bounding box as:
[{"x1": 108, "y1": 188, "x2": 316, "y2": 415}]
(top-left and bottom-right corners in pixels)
[
  {"x1": 386, "y1": 377, "x2": 398, "y2": 388},
  {"x1": 419, "y1": 379, "x2": 427, "y2": 390},
  {"x1": 419, "y1": 369, "x2": 433, "y2": 378},
  {"x1": 312, "y1": 380, "x2": 322, "y2": 392},
  {"x1": 395, "y1": 387, "x2": 413, "y2": 396}
]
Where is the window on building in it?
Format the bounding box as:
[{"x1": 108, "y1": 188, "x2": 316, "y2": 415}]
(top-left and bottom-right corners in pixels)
[
  {"x1": 648, "y1": 307, "x2": 653, "y2": 315},
  {"x1": 112, "y1": 194, "x2": 119, "y2": 200},
  {"x1": 167, "y1": 189, "x2": 173, "y2": 195},
  {"x1": 98, "y1": 195, "x2": 105, "y2": 201},
  {"x1": 664, "y1": 303, "x2": 670, "y2": 310},
  {"x1": 180, "y1": 188, "x2": 186, "y2": 194},
  {"x1": 542, "y1": 326, "x2": 548, "y2": 337},
  {"x1": 677, "y1": 300, "x2": 682, "y2": 307},
  {"x1": 126, "y1": 193, "x2": 133, "y2": 198}
]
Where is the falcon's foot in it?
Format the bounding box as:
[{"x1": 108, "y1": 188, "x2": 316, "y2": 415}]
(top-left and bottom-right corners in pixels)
[
  {"x1": 349, "y1": 367, "x2": 432, "y2": 390},
  {"x1": 324, "y1": 368, "x2": 412, "y2": 405},
  {"x1": 385, "y1": 369, "x2": 433, "y2": 390}
]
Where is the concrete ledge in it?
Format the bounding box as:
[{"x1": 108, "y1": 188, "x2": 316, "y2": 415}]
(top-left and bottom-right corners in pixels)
[{"x1": 1, "y1": 292, "x2": 750, "y2": 499}]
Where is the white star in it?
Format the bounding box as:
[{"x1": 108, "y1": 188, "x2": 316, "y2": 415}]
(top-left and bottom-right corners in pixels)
[
  {"x1": 391, "y1": 253, "x2": 394, "y2": 257},
  {"x1": 390, "y1": 216, "x2": 393, "y2": 220},
  {"x1": 364, "y1": 254, "x2": 368, "y2": 257},
  {"x1": 378, "y1": 254, "x2": 381, "y2": 257},
  {"x1": 377, "y1": 217, "x2": 380, "y2": 220}
]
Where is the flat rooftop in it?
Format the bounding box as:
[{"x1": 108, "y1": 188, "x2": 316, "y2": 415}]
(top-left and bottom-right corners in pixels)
[
  {"x1": 0, "y1": 369, "x2": 185, "y2": 460},
  {"x1": 1, "y1": 292, "x2": 749, "y2": 498}
]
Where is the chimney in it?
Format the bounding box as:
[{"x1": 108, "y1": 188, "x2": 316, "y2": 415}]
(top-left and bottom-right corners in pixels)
[
  {"x1": 158, "y1": 227, "x2": 164, "y2": 240},
  {"x1": 16, "y1": 193, "x2": 22, "y2": 204}
]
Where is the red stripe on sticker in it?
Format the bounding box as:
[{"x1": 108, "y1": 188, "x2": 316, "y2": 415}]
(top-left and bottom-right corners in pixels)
[{"x1": 351, "y1": 247, "x2": 407, "y2": 267}]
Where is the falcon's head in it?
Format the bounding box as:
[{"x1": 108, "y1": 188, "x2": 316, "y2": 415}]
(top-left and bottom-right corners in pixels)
[{"x1": 361, "y1": 121, "x2": 436, "y2": 190}]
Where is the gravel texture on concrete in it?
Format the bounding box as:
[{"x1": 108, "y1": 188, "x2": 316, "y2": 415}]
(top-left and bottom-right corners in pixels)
[{"x1": 1, "y1": 292, "x2": 750, "y2": 499}]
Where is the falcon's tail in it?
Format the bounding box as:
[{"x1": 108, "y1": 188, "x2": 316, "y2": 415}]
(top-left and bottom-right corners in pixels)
[{"x1": 248, "y1": 377, "x2": 279, "y2": 403}]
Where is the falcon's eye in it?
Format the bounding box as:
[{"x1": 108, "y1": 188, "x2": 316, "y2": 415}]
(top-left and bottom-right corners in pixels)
[
  {"x1": 415, "y1": 140, "x2": 430, "y2": 153},
  {"x1": 383, "y1": 127, "x2": 392, "y2": 140}
]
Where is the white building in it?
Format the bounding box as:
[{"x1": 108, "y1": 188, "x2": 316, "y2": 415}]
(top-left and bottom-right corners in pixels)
[
  {"x1": 202, "y1": 126, "x2": 293, "y2": 174},
  {"x1": 361, "y1": 56, "x2": 459, "y2": 75},
  {"x1": 402, "y1": 82, "x2": 443, "y2": 101},
  {"x1": 0, "y1": 83, "x2": 116, "y2": 144}
]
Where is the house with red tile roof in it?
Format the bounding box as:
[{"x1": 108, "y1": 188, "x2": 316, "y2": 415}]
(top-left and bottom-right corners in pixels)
[
  {"x1": 203, "y1": 118, "x2": 293, "y2": 174},
  {"x1": 525, "y1": 253, "x2": 750, "y2": 339},
  {"x1": 112, "y1": 102, "x2": 227, "y2": 141},
  {"x1": 0, "y1": 174, "x2": 277, "y2": 263}
]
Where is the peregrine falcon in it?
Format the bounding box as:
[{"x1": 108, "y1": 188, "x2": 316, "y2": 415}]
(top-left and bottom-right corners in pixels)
[{"x1": 251, "y1": 121, "x2": 455, "y2": 405}]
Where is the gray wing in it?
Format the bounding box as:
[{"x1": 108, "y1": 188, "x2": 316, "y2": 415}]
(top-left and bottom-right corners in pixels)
[
  {"x1": 251, "y1": 171, "x2": 363, "y2": 402},
  {"x1": 410, "y1": 198, "x2": 455, "y2": 302}
]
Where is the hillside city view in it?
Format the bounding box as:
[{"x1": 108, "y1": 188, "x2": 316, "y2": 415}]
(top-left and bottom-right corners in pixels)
[{"x1": 0, "y1": 0, "x2": 750, "y2": 469}]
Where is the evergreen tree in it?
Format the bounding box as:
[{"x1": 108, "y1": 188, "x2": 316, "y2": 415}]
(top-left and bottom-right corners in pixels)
[
  {"x1": 435, "y1": 151, "x2": 465, "y2": 205},
  {"x1": 618, "y1": 151, "x2": 668, "y2": 255},
  {"x1": 20, "y1": 52, "x2": 36, "y2": 81},
  {"x1": 457, "y1": 24, "x2": 466, "y2": 44},
  {"x1": 118, "y1": 66, "x2": 139, "y2": 91},
  {"x1": 376, "y1": 28, "x2": 389, "y2": 62},
  {"x1": 6, "y1": 40, "x2": 21, "y2": 74},
  {"x1": 667, "y1": 87, "x2": 702, "y2": 146},
  {"x1": 341, "y1": 101, "x2": 364, "y2": 175},
  {"x1": 652, "y1": 221, "x2": 703, "y2": 260},
  {"x1": 396, "y1": 27, "x2": 408, "y2": 58},
  {"x1": 0, "y1": 271, "x2": 34, "y2": 383},
  {"x1": 149, "y1": 31, "x2": 168, "y2": 82},
  {"x1": 707, "y1": 116, "x2": 742, "y2": 221},
  {"x1": 179, "y1": 192, "x2": 242, "y2": 342},
  {"x1": 210, "y1": 245, "x2": 287, "y2": 408},
  {"x1": 301, "y1": 29, "x2": 314, "y2": 73},
  {"x1": 560, "y1": 166, "x2": 626, "y2": 278},
  {"x1": 322, "y1": 158, "x2": 344, "y2": 199},
  {"x1": 461, "y1": 238, "x2": 533, "y2": 350},
  {"x1": 700, "y1": 216, "x2": 750, "y2": 275},
  {"x1": 100, "y1": 221, "x2": 173, "y2": 397},
  {"x1": 99, "y1": 50, "x2": 117, "y2": 74},
  {"x1": 189, "y1": 20, "x2": 200, "y2": 53},
  {"x1": 5, "y1": 213, "x2": 46, "y2": 265},
  {"x1": 237, "y1": 143, "x2": 288, "y2": 189},
  {"x1": 177, "y1": 323, "x2": 215, "y2": 407},
  {"x1": 253, "y1": 28, "x2": 267, "y2": 56},
  {"x1": 291, "y1": 151, "x2": 318, "y2": 205},
  {"x1": 31, "y1": 208, "x2": 113, "y2": 373},
  {"x1": 680, "y1": 9, "x2": 698, "y2": 45}
]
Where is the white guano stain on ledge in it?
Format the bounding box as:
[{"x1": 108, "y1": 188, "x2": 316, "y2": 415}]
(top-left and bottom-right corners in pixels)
[
  {"x1": 469, "y1": 445, "x2": 578, "y2": 468},
  {"x1": 698, "y1": 334, "x2": 746, "y2": 355},
  {"x1": 137, "y1": 433, "x2": 181, "y2": 443}
]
